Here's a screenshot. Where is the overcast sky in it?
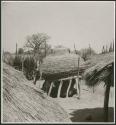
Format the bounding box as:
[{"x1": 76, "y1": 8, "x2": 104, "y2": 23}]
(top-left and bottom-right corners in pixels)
[{"x1": 2, "y1": 1, "x2": 115, "y2": 53}]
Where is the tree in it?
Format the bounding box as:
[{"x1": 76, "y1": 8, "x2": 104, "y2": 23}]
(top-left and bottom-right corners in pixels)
[
  {"x1": 80, "y1": 47, "x2": 96, "y2": 61},
  {"x1": 102, "y1": 46, "x2": 105, "y2": 54},
  {"x1": 105, "y1": 45, "x2": 108, "y2": 53},
  {"x1": 67, "y1": 48, "x2": 71, "y2": 53},
  {"x1": 109, "y1": 43, "x2": 111, "y2": 52},
  {"x1": 13, "y1": 55, "x2": 22, "y2": 70},
  {"x1": 23, "y1": 56, "x2": 36, "y2": 80},
  {"x1": 3, "y1": 52, "x2": 14, "y2": 66},
  {"x1": 112, "y1": 41, "x2": 114, "y2": 52},
  {"x1": 18, "y1": 48, "x2": 24, "y2": 54},
  {"x1": 74, "y1": 44, "x2": 80, "y2": 55},
  {"x1": 24, "y1": 33, "x2": 51, "y2": 64}
]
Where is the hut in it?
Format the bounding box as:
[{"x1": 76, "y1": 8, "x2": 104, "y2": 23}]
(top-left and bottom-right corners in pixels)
[
  {"x1": 83, "y1": 52, "x2": 114, "y2": 122},
  {"x1": 3, "y1": 63, "x2": 71, "y2": 122},
  {"x1": 51, "y1": 45, "x2": 70, "y2": 55},
  {"x1": 40, "y1": 53, "x2": 85, "y2": 98}
]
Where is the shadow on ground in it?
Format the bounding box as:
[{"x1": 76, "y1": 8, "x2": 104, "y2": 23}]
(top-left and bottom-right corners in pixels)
[{"x1": 70, "y1": 107, "x2": 114, "y2": 122}]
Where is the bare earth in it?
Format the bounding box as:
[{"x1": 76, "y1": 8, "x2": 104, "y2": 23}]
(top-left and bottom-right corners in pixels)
[{"x1": 35, "y1": 80, "x2": 114, "y2": 123}]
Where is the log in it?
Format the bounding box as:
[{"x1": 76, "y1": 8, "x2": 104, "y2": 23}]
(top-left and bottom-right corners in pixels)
[
  {"x1": 66, "y1": 79, "x2": 72, "y2": 97},
  {"x1": 104, "y1": 83, "x2": 111, "y2": 122},
  {"x1": 48, "y1": 82, "x2": 53, "y2": 96},
  {"x1": 57, "y1": 80, "x2": 63, "y2": 98}
]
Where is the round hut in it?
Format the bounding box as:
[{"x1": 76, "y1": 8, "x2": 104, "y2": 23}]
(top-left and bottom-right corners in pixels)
[
  {"x1": 40, "y1": 53, "x2": 85, "y2": 98},
  {"x1": 83, "y1": 52, "x2": 114, "y2": 122}
]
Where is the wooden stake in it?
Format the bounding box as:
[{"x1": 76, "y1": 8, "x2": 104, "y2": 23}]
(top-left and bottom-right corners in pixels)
[
  {"x1": 48, "y1": 82, "x2": 53, "y2": 96},
  {"x1": 57, "y1": 80, "x2": 63, "y2": 98},
  {"x1": 66, "y1": 79, "x2": 72, "y2": 97},
  {"x1": 104, "y1": 83, "x2": 110, "y2": 122},
  {"x1": 22, "y1": 57, "x2": 24, "y2": 72},
  {"x1": 76, "y1": 57, "x2": 80, "y2": 99},
  {"x1": 75, "y1": 78, "x2": 80, "y2": 99}
]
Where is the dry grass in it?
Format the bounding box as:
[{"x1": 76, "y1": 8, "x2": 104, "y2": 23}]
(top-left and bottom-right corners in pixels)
[
  {"x1": 83, "y1": 52, "x2": 114, "y2": 87},
  {"x1": 3, "y1": 63, "x2": 71, "y2": 123},
  {"x1": 53, "y1": 81, "x2": 114, "y2": 122},
  {"x1": 41, "y1": 54, "x2": 84, "y2": 80}
]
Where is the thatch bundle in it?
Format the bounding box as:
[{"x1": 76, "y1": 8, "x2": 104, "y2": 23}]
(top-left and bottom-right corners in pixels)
[
  {"x1": 83, "y1": 52, "x2": 114, "y2": 87},
  {"x1": 83, "y1": 52, "x2": 114, "y2": 69},
  {"x1": 3, "y1": 63, "x2": 71, "y2": 122},
  {"x1": 40, "y1": 54, "x2": 85, "y2": 80},
  {"x1": 83, "y1": 52, "x2": 114, "y2": 122}
]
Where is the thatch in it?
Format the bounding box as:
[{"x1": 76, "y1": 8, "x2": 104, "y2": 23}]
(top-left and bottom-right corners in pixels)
[
  {"x1": 40, "y1": 54, "x2": 85, "y2": 80},
  {"x1": 82, "y1": 52, "x2": 114, "y2": 69},
  {"x1": 3, "y1": 63, "x2": 71, "y2": 122},
  {"x1": 83, "y1": 52, "x2": 114, "y2": 87}
]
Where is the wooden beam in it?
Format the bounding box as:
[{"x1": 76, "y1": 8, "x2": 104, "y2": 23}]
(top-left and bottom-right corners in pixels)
[
  {"x1": 48, "y1": 82, "x2": 53, "y2": 96},
  {"x1": 66, "y1": 79, "x2": 72, "y2": 97},
  {"x1": 59, "y1": 75, "x2": 82, "y2": 81},
  {"x1": 57, "y1": 80, "x2": 63, "y2": 98}
]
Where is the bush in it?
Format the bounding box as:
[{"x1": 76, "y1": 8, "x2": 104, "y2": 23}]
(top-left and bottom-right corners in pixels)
[
  {"x1": 18, "y1": 48, "x2": 24, "y2": 54},
  {"x1": 13, "y1": 55, "x2": 22, "y2": 70},
  {"x1": 23, "y1": 56, "x2": 36, "y2": 80},
  {"x1": 3, "y1": 52, "x2": 14, "y2": 66}
]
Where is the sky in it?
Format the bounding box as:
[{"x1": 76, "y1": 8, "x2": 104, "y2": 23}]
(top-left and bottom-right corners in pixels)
[{"x1": 1, "y1": 1, "x2": 115, "y2": 53}]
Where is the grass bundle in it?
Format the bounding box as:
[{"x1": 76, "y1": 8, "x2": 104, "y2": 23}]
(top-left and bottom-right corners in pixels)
[
  {"x1": 83, "y1": 52, "x2": 114, "y2": 87},
  {"x1": 3, "y1": 63, "x2": 71, "y2": 122},
  {"x1": 41, "y1": 54, "x2": 85, "y2": 80}
]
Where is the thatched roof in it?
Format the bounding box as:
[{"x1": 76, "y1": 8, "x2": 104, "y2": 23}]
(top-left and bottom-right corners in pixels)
[
  {"x1": 41, "y1": 54, "x2": 85, "y2": 80},
  {"x1": 3, "y1": 63, "x2": 71, "y2": 122},
  {"x1": 83, "y1": 52, "x2": 114, "y2": 87}
]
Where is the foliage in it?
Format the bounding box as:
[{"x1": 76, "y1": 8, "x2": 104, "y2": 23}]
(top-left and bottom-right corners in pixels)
[
  {"x1": 13, "y1": 55, "x2": 22, "y2": 70},
  {"x1": 18, "y1": 48, "x2": 24, "y2": 54},
  {"x1": 80, "y1": 48, "x2": 96, "y2": 61},
  {"x1": 23, "y1": 56, "x2": 36, "y2": 80},
  {"x1": 24, "y1": 32, "x2": 51, "y2": 64},
  {"x1": 102, "y1": 42, "x2": 114, "y2": 54},
  {"x1": 3, "y1": 52, "x2": 14, "y2": 66}
]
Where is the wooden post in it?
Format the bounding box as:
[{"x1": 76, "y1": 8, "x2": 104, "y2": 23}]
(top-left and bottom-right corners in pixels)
[
  {"x1": 66, "y1": 79, "x2": 72, "y2": 97},
  {"x1": 16, "y1": 43, "x2": 18, "y2": 55},
  {"x1": 57, "y1": 80, "x2": 63, "y2": 98},
  {"x1": 45, "y1": 40, "x2": 47, "y2": 57},
  {"x1": 48, "y1": 82, "x2": 53, "y2": 96},
  {"x1": 104, "y1": 83, "x2": 111, "y2": 122},
  {"x1": 75, "y1": 78, "x2": 80, "y2": 99},
  {"x1": 22, "y1": 56, "x2": 24, "y2": 72},
  {"x1": 76, "y1": 57, "x2": 80, "y2": 99}
]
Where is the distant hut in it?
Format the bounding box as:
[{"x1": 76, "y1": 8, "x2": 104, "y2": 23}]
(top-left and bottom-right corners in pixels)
[
  {"x1": 83, "y1": 52, "x2": 114, "y2": 122},
  {"x1": 40, "y1": 53, "x2": 85, "y2": 98},
  {"x1": 51, "y1": 45, "x2": 71, "y2": 55}
]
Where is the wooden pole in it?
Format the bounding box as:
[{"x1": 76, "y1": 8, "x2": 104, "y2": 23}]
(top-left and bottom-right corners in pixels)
[
  {"x1": 104, "y1": 83, "x2": 111, "y2": 122},
  {"x1": 66, "y1": 79, "x2": 72, "y2": 97},
  {"x1": 48, "y1": 82, "x2": 53, "y2": 96},
  {"x1": 22, "y1": 56, "x2": 24, "y2": 72},
  {"x1": 75, "y1": 78, "x2": 80, "y2": 99},
  {"x1": 76, "y1": 57, "x2": 80, "y2": 99},
  {"x1": 45, "y1": 40, "x2": 47, "y2": 57},
  {"x1": 59, "y1": 75, "x2": 81, "y2": 81},
  {"x1": 57, "y1": 80, "x2": 63, "y2": 98},
  {"x1": 16, "y1": 43, "x2": 18, "y2": 55}
]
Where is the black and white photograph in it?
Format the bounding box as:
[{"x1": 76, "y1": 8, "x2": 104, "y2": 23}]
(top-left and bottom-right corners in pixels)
[{"x1": 1, "y1": 1, "x2": 115, "y2": 124}]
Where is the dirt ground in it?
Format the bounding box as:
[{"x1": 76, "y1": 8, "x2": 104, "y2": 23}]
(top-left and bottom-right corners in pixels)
[{"x1": 35, "y1": 80, "x2": 114, "y2": 123}]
